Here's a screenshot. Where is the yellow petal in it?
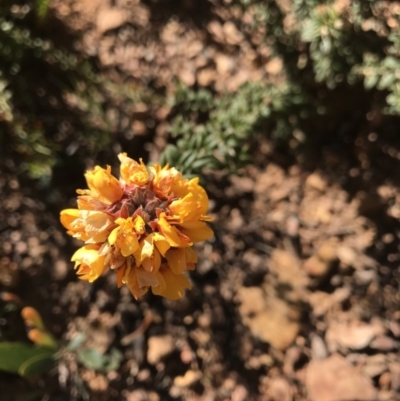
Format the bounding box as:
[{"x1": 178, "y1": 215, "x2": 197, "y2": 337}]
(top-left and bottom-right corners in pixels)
[
  {"x1": 84, "y1": 166, "x2": 123, "y2": 204},
  {"x1": 125, "y1": 267, "x2": 149, "y2": 300},
  {"x1": 76, "y1": 195, "x2": 103, "y2": 210},
  {"x1": 158, "y1": 215, "x2": 192, "y2": 247},
  {"x1": 168, "y1": 193, "x2": 199, "y2": 222},
  {"x1": 144, "y1": 232, "x2": 170, "y2": 256},
  {"x1": 60, "y1": 209, "x2": 80, "y2": 230},
  {"x1": 185, "y1": 247, "x2": 198, "y2": 270},
  {"x1": 124, "y1": 266, "x2": 140, "y2": 299},
  {"x1": 110, "y1": 218, "x2": 140, "y2": 256},
  {"x1": 71, "y1": 245, "x2": 106, "y2": 282},
  {"x1": 120, "y1": 233, "x2": 139, "y2": 257},
  {"x1": 118, "y1": 153, "x2": 149, "y2": 186},
  {"x1": 151, "y1": 267, "x2": 191, "y2": 300},
  {"x1": 81, "y1": 210, "x2": 115, "y2": 243},
  {"x1": 141, "y1": 248, "x2": 161, "y2": 273},
  {"x1": 153, "y1": 270, "x2": 166, "y2": 293},
  {"x1": 133, "y1": 215, "x2": 146, "y2": 234},
  {"x1": 187, "y1": 177, "x2": 209, "y2": 216},
  {"x1": 116, "y1": 264, "x2": 126, "y2": 288},
  {"x1": 165, "y1": 248, "x2": 186, "y2": 274},
  {"x1": 179, "y1": 221, "x2": 214, "y2": 243},
  {"x1": 108, "y1": 227, "x2": 119, "y2": 245},
  {"x1": 141, "y1": 235, "x2": 155, "y2": 260},
  {"x1": 151, "y1": 165, "x2": 188, "y2": 198},
  {"x1": 136, "y1": 267, "x2": 159, "y2": 288}
]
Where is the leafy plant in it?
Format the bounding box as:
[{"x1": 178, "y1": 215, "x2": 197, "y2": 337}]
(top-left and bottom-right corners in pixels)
[
  {"x1": 161, "y1": 81, "x2": 307, "y2": 176},
  {"x1": 0, "y1": 1, "x2": 155, "y2": 182},
  {"x1": 0, "y1": 342, "x2": 55, "y2": 377},
  {"x1": 0, "y1": 306, "x2": 123, "y2": 379},
  {"x1": 158, "y1": 0, "x2": 400, "y2": 176}
]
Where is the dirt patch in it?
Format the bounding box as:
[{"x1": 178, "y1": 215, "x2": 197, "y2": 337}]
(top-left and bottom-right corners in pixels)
[{"x1": 1, "y1": 1, "x2": 400, "y2": 401}]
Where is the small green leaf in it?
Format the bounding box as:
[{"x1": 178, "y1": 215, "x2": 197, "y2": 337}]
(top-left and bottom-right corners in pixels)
[
  {"x1": 18, "y1": 353, "x2": 54, "y2": 377},
  {"x1": 77, "y1": 348, "x2": 107, "y2": 370},
  {"x1": 378, "y1": 73, "x2": 396, "y2": 90},
  {"x1": 0, "y1": 342, "x2": 54, "y2": 375},
  {"x1": 77, "y1": 347, "x2": 123, "y2": 372},
  {"x1": 66, "y1": 333, "x2": 86, "y2": 351},
  {"x1": 364, "y1": 74, "x2": 379, "y2": 89},
  {"x1": 104, "y1": 348, "x2": 123, "y2": 372}
]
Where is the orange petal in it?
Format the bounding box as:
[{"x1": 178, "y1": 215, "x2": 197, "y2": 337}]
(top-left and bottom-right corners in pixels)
[
  {"x1": 158, "y1": 215, "x2": 192, "y2": 247},
  {"x1": 165, "y1": 248, "x2": 187, "y2": 274},
  {"x1": 21, "y1": 307, "x2": 45, "y2": 331},
  {"x1": 116, "y1": 264, "x2": 126, "y2": 288},
  {"x1": 179, "y1": 221, "x2": 214, "y2": 243},
  {"x1": 71, "y1": 245, "x2": 107, "y2": 282},
  {"x1": 60, "y1": 209, "x2": 80, "y2": 230},
  {"x1": 151, "y1": 267, "x2": 191, "y2": 300},
  {"x1": 28, "y1": 329, "x2": 58, "y2": 349},
  {"x1": 168, "y1": 193, "x2": 198, "y2": 222},
  {"x1": 84, "y1": 166, "x2": 123, "y2": 204},
  {"x1": 118, "y1": 153, "x2": 149, "y2": 186},
  {"x1": 125, "y1": 267, "x2": 148, "y2": 300},
  {"x1": 120, "y1": 233, "x2": 139, "y2": 257}
]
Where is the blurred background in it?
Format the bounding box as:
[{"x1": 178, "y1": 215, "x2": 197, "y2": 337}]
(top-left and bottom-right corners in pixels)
[{"x1": 1, "y1": 0, "x2": 400, "y2": 400}]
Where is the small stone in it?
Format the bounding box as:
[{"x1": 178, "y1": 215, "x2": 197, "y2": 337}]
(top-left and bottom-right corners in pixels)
[
  {"x1": 362, "y1": 354, "x2": 387, "y2": 378},
  {"x1": 97, "y1": 8, "x2": 127, "y2": 33},
  {"x1": 389, "y1": 321, "x2": 400, "y2": 337},
  {"x1": 136, "y1": 369, "x2": 151, "y2": 382},
  {"x1": 223, "y1": 21, "x2": 244, "y2": 45},
  {"x1": 379, "y1": 372, "x2": 391, "y2": 390},
  {"x1": 305, "y1": 173, "x2": 327, "y2": 191},
  {"x1": 265, "y1": 57, "x2": 283, "y2": 75},
  {"x1": 306, "y1": 354, "x2": 377, "y2": 401},
  {"x1": 231, "y1": 384, "x2": 248, "y2": 401},
  {"x1": 147, "y1": 335, "x2": 174, "y2": 365},
  {"x1": 266, "y1": 378, "x2": 292, "y2": 401},
  {"x1": 354, "y1": 269, "x2": 376, "y2": 286},
  {"x1": 326, "y1": 321, "x2": 376, "y2": 351},
  {"x1": 173, "y1": 370, "x2": 201, "y2": 387},
  {"x1": 389, "y1": 362, "x2": 400, "y2": 391},
  {"x1": 311, "y1": 334, "x2": 328, "y2": 360},
  {"x1": 378, "y1": 390, "x2": 393, "y2": 401},
  {"x1": 370, "y1": 336, "x2": 398, "y2": 352}
]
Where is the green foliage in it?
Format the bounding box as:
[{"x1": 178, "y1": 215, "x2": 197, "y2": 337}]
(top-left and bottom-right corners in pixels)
[
  {"x1": 34, "y1": 0, "x2": 51, "y2": 21},
  {"x1": 162, "y1": 81, "x2": 307, "y2": 176},
  {"x1": 160, "y1": 0, "x2": 400, "y2": 175},
  {"x1": 0, "y1": 305, "x2": 123, "y2": 381},
  {"x1": 77, "y1": 347, "x2": 123, "y2": 372},
  {"x1": 0, "y1": 342, "x2": 54, "y2": 377},
  {"x1": 0, "y1": 1, "x2": 153, "y2": 182}
]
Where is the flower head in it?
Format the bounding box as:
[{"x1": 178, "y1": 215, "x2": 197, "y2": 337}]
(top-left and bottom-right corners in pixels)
[{"x1": 60, "y1": 154, "x2": 214, "y2": 300}]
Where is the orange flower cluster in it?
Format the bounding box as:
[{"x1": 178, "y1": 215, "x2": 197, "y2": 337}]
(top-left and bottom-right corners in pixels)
[{"x1": 60, "y1": 154, "x2": 214, "y2": 300}]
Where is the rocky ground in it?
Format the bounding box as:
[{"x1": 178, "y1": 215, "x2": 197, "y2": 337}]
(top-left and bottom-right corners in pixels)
[{"x1": 1, "y1": 0, "x2": 400, "y2": 400}]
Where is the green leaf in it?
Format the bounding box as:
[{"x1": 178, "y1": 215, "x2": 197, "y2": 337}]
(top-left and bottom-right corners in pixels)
[
  {"x1": 77, "y1": 348, "x2": 107, "y2": 370},
  {"x1": 364, "y1": 74, "x2": 379, "y2": 90},
  {"x1": 302, "y1": 20, "x2": 320, "y2": 42},
  {"x1": 0, "y1": 342, "x2": 54, "y2": 375},
  {"x1": 104, "y1": 348, "x2": 123, "y2": 372},
  {"x1": 190, "y1": 156, "x2": 217, "y2": 171},
  {"x1": 77, "y1": 347, "x2": 123, "y2": 372},
  {"x1": 18, "y1": 353, "x2": 54, "y2": 377},
  {"x1": 66, "y1": 333, "x2": 86, "y2": 351},
  {"x1": 382, "y1": 56, "x2": 399, "y2": 69},
  {"x1": 378, "y1": 73, "x2": 396, "y2": 90}
]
